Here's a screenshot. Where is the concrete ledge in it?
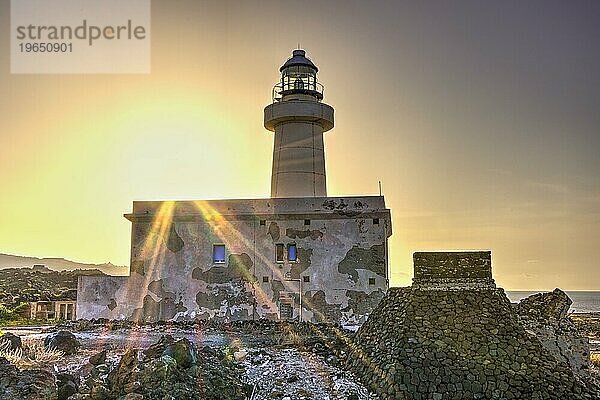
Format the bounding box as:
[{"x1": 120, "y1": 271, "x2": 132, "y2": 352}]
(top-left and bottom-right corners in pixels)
[{"x1": 264, "y1": 101, "x2": 334, "y2": 132}]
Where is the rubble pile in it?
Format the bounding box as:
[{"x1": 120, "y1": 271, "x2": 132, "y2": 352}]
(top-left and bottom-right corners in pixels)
[
  {"x1": 240, "y1": 347, "x2": 377, "y2": 400},
  {"x1": 1, "y1": 335, "x2": 250, "y2": 400},
  {"x1": 76, "y1": 335, "x2": 250, "y2": 400},
  {"x1": 515, "y1": 288, "x2": 590, "y2": 374},
  {"x1": 0, "y1": 357, "x2": 57, "y2": 400}
]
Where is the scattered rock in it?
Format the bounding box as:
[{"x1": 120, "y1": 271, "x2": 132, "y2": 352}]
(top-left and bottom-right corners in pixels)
[
  {"x1": 0, "y1": 332, "x2": 22, "y2": 350},
  {"x1": 89, "y1": 349, "x2": 107, "y2": 366},
  {"x1": 242, "y1": 348, "x2": 375, "y2": 399},
  {"x1": 0, "y1": 357, "x2": 57, "y2": 400},
  {"x1": 84, "y1": 336, "x2": 251, "y2": 400},
  {"x1": 44, "y1": 330, "x2": 80, "y2": 355},
  {"x1": 119, "y1": 393, "x2": 145, "y2": 400},
  {"x1": 233, "y1": 349, "x2": 248, "y2": 362}
]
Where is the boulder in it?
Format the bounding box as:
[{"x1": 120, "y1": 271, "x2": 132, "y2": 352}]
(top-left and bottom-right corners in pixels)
[
  {"x1": 56, "y1": 372, "x2": 79, "y2": 400},
  {"x1": 89, "y1": 349, "x2": 107, "y2": 366},
  {"x1": 0, "y1": 357, "x2": 57, "y2": 400},
  {"x1": 162, "y1": 338, "x2": 197, "y2": 368},
  {"x1": 108, "y1": 348, "x2": 139, "y2": 392},
  {"x1": 44, "y1": 330, "x2": 80, "y2": 355},
  {"x1": 516, "y1": 289, "x2": 591, "y2": 376},
  {"x1": 0, "y1": 332, "x2": 22, "y2": 351},
  {"x1": 233, "y1": 349, "x2": 248, "y2": 362},
  {"x1": 142, "y1": 334, "x2": 174, "y2": 359},
  {"x1": 515, "y1": 288, "x2": 572, "y2": 321},
  {"x1": 58, "y1": 380, "x2": 77, "y2": 400}
]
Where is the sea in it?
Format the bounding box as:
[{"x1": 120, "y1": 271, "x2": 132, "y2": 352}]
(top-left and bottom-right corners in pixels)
[{"x1": 506, "y1": 291, "x2": 600, "y2": 314}]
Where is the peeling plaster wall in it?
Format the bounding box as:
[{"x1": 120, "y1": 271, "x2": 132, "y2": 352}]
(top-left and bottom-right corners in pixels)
[{"x1": 77, "y1": 196, "x2": 392, "y2": 325}]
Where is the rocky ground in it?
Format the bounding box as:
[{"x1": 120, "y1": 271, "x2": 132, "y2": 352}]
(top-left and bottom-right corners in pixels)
[
  {"x1": 570, "y1": 313, "x2": 600, "y2": 352},
  {"x1": 0, "y1": 320, "x2": 377, "y2": 400},
  {"x1": 1, "y1": 309, "x2": 599, "y2": 399}
]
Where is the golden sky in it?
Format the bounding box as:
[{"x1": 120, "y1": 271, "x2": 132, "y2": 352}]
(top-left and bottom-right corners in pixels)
[{"x1": 1, "y1": 1, "x2": 599, "y2": 290}]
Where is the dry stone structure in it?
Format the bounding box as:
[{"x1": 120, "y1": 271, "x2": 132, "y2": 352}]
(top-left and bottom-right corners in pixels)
[{"x1": 345, "y1": 251, "x2": 598, "y2": 400}]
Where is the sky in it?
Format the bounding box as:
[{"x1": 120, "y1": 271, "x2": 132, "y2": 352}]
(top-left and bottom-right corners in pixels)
[{"x1": 0, "y1": 0, "x2": 599, "y2": 290}]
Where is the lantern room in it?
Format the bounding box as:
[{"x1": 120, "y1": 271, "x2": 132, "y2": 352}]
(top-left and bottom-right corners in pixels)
[{"x1": 273, "y1": 49, "x2": 324, "y2": 102}]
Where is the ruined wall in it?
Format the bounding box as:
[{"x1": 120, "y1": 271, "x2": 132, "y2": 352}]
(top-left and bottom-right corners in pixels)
[
  {"x1": 515, "y1": 288, "x2": 590, "y2": 375},
  {"x1": 77, "y1": 196, "x2": 391, "y2": 325},
  {"x1": 412, "y1": 251, "x2": 496, "y2": 290}
]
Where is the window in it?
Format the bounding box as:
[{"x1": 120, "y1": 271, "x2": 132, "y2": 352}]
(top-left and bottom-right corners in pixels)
[
  {"x1": 303, "y1": 275, "x2": 310, "y2": 283},
  {"x1": 263, "y1": 276, "x2": 269, "y2": 283},
  {"x1": 368, "y1": 277, "x2": 376, "y2": 285},
  {"x1": 287, "y1": 243, "x2": 298, "y2": 262},
  {"x1": 213, "y1": 244, "x2": 226, "y2": 264},
  {"x1": 304, "y1": 219, "x2": 311, "y2": 226},
  {"x1": 373, "y1": 218, "x2": 380, "y2": 225},
  {"x1": 276, "y1": 244, "x2": 285, "y2": 262},
  {"x1": 260, "y1": 220, "x2": 266, "y2": 226}
]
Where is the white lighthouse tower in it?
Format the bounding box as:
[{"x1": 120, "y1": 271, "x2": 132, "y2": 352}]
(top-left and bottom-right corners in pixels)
[{"x1": 265, "y1": 49, "x2": 335, "y2": 198}]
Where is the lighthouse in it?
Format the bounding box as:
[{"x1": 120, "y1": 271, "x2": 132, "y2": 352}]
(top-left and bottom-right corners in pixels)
[
  {"x1": 78, "y1": 48, "x2": 392, "y2": 326},
  {"x1": 265, "y1": 49, "x2": 335, "y2": 198}
]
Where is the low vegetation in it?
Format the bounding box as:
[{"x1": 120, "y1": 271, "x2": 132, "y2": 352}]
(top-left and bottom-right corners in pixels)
[
  {"x1": 0, "y1": 303, "x2": 32, "y2": 326},
  {"x1": 0, "y1": 338, "x2": 64, "y2": 369},
  {"x1": 592, "y1": 353, "x2": 600, "y2": 369}
]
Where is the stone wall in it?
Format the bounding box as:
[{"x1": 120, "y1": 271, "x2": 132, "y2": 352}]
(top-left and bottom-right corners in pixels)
[
  {"x1": 412, "y1": 251, "x2": 496, "y2": 290},
  {"x1": 343, "y1": 252, "x2": 597, "y2": 399},
  {"x1": 77, "y1": 196, "x2": 391, "y2": 325},
  {"x1": 345, "y1": 287, "x2": 597, "y2": 400}
]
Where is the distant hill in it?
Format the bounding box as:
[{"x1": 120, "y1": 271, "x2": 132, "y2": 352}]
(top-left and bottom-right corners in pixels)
[{"x1": 0, "y1": 253, "x2": 128, "y2": 276}]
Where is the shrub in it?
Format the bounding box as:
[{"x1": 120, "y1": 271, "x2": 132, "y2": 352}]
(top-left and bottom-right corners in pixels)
[
  {"x1": 0, "y1": 304, "x2": 8, "y2": 320},
  {"x1": 0, "y1": 338, "x2": 63, "y2": 369},
  {"x1": 11, "y1": 302, "x2": 30, "y2": 316},
  {"x1": 591, "y1": 353, "x2": 600, "y2": 369},
  {"x1": 0, "y1": 302, "x2": 30, "y2": 325}
]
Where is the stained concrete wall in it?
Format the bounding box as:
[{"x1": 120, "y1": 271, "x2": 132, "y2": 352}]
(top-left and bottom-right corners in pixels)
[{"x1": 77, "y1": 196, "x2": 391, "y2": 325}]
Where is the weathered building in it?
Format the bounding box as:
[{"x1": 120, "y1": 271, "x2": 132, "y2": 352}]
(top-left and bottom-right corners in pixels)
[
  {"x1": 77, "y1": 50, "x2": 392, "y2": 325},
  {"x1": 29, "y1": 300, "x2": 77, "y2": 321}
]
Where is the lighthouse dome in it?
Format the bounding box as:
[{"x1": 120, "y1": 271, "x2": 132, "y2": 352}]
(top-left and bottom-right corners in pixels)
[
  {"x1": 274, "y1": 49, "x2": 323, "y2": 101},
  {"x1": 279, "y1": 49, "x2": 318, "y2": 72}
]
